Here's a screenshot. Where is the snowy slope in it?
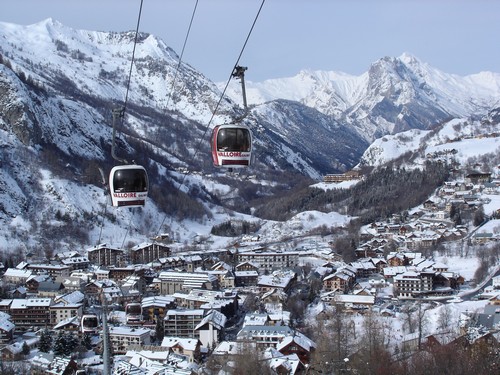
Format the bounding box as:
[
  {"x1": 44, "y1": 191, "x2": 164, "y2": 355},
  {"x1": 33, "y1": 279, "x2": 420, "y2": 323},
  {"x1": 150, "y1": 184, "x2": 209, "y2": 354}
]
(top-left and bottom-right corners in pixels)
[{"x1": 357, "y1": 116, "x2": 500, "y2": 169}]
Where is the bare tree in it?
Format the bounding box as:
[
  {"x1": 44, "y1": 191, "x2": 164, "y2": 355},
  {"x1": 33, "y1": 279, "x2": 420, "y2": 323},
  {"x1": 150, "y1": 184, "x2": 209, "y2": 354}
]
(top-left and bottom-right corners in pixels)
[
  {"x1": 309, "y1": 306, "x2": 355, "y2": 374},
  {"x1": 349, "y1": 311, "x2": 394, "y2": 375},
  {"x1": 232, "y1": 342, "x2": 271, "y2": 375}
]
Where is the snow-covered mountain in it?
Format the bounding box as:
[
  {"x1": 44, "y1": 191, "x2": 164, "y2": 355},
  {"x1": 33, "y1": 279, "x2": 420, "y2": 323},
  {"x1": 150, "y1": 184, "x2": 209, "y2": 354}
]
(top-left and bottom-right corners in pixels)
[
  {"x1": 229, "y1": 53, "x2": 500, "y2": 142},
  {"x1": 1, "y1": 19, "x2": 500, "y2": 252},
  {"x1": 357, "y1": 114, "x2": 500, "y2": 169}
]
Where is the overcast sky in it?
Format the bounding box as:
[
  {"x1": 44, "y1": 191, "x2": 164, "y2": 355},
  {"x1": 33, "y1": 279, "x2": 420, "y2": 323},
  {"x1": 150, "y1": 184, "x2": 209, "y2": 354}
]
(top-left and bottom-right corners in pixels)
[{"x1": 2, "y1": 0, "x2": 500, "y2": 82}]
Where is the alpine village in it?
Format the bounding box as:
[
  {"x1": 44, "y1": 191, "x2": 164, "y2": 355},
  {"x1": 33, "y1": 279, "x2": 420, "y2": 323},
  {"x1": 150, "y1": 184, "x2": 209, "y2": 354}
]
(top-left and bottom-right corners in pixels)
[{"x1": 0, "y1": 13, "x2": 500, "y2": 375}]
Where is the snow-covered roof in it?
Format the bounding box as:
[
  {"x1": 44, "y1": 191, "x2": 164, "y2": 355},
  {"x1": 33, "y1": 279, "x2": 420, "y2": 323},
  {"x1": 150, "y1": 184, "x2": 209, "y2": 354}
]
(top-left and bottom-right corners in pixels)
[
  {"x1": 108, "y1": 326, "x2": 150, "y2": 337},
  {"x1": 0, "y1": 317, "x2": 15, "y2": 332},
  {"x1": 161, "y1": 336, "x2": 200, "y2": 351},
  {"x1": 53, "y1": 315, "x2": 80, "y2": 330},
  {"x1": 10, "y1": 298, "x2": 52, "y2": 308},
  {"x1": 195, "y1": 310, "x2": 227, "y2": 331},
  {"x1": 3, "y1": 268, "x2": 32, "y2": 278}
]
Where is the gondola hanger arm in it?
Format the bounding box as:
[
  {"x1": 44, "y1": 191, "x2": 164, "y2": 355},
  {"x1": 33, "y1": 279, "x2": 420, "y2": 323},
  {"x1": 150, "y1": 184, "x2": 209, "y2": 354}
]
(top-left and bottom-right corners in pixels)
[{"x1": 111, "y1": 107, "x2": 129, "y2": 164}]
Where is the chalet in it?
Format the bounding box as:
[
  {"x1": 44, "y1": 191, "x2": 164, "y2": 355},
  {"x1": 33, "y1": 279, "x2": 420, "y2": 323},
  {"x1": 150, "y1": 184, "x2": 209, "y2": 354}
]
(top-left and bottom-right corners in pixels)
[
  {"x1": 267, "y1": 352, "x2": 305, "y2": 375},
  {"x1": 235, "y1": 269, "x2": 259, "y2": 287},
  {"x1": 349, "y1": 260, "x2": 377, "y2": 278},
  {"x1": 387, "y1": 253, "x2": 408, "y2": 267},
  {"x1": 10, "y1": 286, "x2": 27, "y2": 299},
  {"x1": 84, "y1": 279, "x2": 117, "y2": 305},
  {"x1": 323, "y1": 269, "x2": 355, "y2": 293},
  {"x1": 423, "y1": 199, "x2": 437, "y2": 210},
  {"x1": 235, "y1": 261, "x2": 259, "y2": 287},
  {"x1": 153, "y1": 256, "x2": 186, "y2": 271},
  {"x1": 50, "y1": 298, "x2": 84, "y2": 326},
  {"x1": 370, "y1": 258, "x2": 387, "y2": 273},
  {"x1": 26, "y1": 274, "x2": 51, "y2": 294},
  {"x1": 60, "y1": 256, "x2": 91, "y2": 271},
  {"x1": 261, "y1": 288, "x2": 288, "y2": 311},
  {"x1": 195, "y1": 310, "x2": 227, "y2": 348},
  {"x1": 52, "y1": 315, "x2": 81, "y2": 334},
  {"x1": 0, "y1": 315, "x2": 15, "y2": 344},
  {"x1": 54, "y1": 250, "x2": 80, "y2": 261},
  {"x1": 207, "y1": 268, "x2": 235, "y2": 289},
  {"x1": 322, "y1": 293, "x2": 375, "y2": 311},
  {"x1": 55, "y1": 275, "x2": 86, "y2": 293},
  {"x1": 465, "y1": 171, "x2": 491, "y2": 184},
  {"x1": 94, "y1": 269, "x2": 110, "y2": 280},
  {"x1": 160, "y1": 336, "x2": 202, "y2": 363},
  {"x1": 1, "y1": 335, "x2": 39, "y2": 362},
  {"x1": 276, "y1": 334, "x2": 316, "y2": 365},
  {"x1": 120, "y1": 274, "x2": 148, "y2": 295}
]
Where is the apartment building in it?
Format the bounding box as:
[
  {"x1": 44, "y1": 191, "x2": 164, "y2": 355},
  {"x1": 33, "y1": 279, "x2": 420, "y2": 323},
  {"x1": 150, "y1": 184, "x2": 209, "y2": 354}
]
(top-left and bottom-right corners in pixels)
[
  {"x1": 130, "y1": 242, "x2": 171, "y2": 264},
  {"x1": 157, "y1": 271, "x2": 219, "y2": 295},
  {"x1": 106, "y1": 326, "x2": 151, "y2": 354},
  {"x1": 236, "y1": 250, "x2": 299, "y2": 272},
  {"x1": 9, "y1": 298, "x2": 52, "y2": 329},
  {"x1": 87, "y1": 244, "x2": 125, "y2": 267},
  {"x1": 164, "y1": 309, "x2": 205, "y2": 339}
]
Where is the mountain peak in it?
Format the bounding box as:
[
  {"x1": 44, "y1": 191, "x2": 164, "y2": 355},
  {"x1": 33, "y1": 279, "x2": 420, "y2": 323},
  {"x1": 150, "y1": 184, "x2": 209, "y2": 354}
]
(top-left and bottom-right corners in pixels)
[{"x1": 399, "y1": 52, "x2": 420, "y2": 65}]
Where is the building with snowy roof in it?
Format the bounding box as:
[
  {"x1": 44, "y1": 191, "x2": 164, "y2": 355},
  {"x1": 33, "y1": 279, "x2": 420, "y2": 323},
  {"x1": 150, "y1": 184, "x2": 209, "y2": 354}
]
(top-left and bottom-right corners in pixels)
[
  {"x1": 157, "y1": 271, "x2": 219, "y2": 294},
  {"x1": 195, "y1": 310, "x2": 227, "y2": 348},
  {"x1": 164, "y1": 309, "x2": 205, "y2": 339},
  {"x1": 161, "y1": 336, "x2": 202, "y2": 363},
  {"x1": 0, "y1": 316, "x2": 15, "y2": 344},
  {"x1": 106, "y1": 326, "x2": 151, "y2": 354},
  {"x1": 2, "y1": 268, "x2": 32, "y2": 284},
  {"x1": 9, "y1": 298, "x2": 52, "y2": 329}
]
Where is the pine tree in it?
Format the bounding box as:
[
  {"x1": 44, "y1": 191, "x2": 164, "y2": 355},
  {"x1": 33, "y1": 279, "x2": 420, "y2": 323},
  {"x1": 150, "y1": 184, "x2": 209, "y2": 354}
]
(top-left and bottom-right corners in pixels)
[
  {"x1": 66, "y1": 332, "x2": 79, "y2": 356},
  {"x1": 155, "y1": 318, "x2": 164, "y2": 344},
  {"x1": 82, "y1": 334, "x2": 92, "y2": 350},
  {"x1": 53, "y1": 331, "x2": 66, "y2": 356},
  {"x1": 22, "y1": 341, "x2": 30, "y2": 356},
  {"x1": 38, "y1": 329, "x2": 53, "y2": 353}
]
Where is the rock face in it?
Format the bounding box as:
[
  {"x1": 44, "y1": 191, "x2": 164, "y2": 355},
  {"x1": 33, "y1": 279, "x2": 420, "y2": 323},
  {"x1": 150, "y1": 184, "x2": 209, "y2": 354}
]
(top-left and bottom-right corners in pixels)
[{"x1": 0, "y1": 66, "x2": 42, "y2": 146}]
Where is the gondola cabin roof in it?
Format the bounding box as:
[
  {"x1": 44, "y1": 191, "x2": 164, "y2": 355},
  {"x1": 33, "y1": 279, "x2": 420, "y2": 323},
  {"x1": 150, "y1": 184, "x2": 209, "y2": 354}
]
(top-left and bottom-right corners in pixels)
[
  {"x1": 211, "y1": 124, "x2": 252, "y2": 168},
  {"x1": 109, "y1": 165, "x2": 148, "y2": 208}
]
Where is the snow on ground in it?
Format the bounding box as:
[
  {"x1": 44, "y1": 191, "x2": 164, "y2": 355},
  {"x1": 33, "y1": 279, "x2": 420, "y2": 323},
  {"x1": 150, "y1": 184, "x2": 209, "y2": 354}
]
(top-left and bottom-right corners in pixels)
[
  {"x1": 475, "y1": 218, "x2": 500, "y2": 234},
  {"x1": 434, "y1": 255, "x2": 480, "y2": 282},
  {"x1": 312, "y1": 179, "x2": 360, "y2": 190},
  {"x1": 483, "y1": 195, "x2": 500, "y2": 216},
  {"x1": 258, "y1": 210, "x2": 352, "y2": 241}
]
